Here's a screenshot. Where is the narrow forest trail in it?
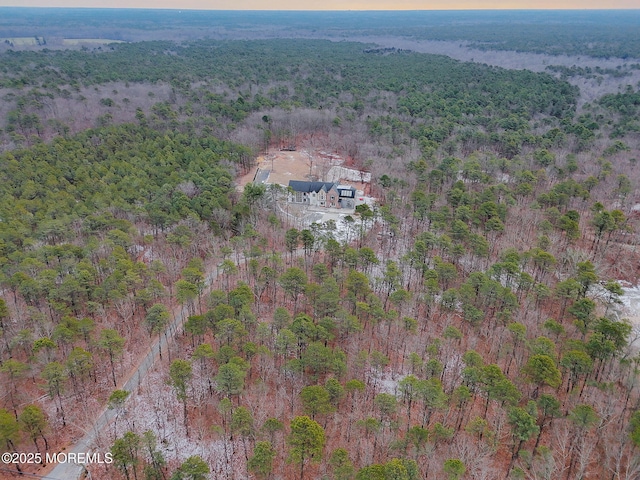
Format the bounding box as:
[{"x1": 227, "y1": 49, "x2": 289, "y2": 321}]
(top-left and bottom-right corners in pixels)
[{"x1": 48, "y1": 256, "x2": 235, "y2": 480}]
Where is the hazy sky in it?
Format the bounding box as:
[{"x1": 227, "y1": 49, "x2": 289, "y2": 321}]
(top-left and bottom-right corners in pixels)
[{"x1": 1, "y1": 1, "x2": 638, "y2": 9}]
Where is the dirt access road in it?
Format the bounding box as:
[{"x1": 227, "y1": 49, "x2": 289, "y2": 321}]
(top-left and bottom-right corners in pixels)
[{"x1": 47, "y1": 261, "x2": 231, "y2": 480}]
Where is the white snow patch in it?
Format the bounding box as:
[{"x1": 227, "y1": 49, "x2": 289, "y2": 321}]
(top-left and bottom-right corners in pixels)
[
  {"x1": 142, "y1": 248, "x2": 155, "y2": 262},
  {"x1": 326, "y1": 166, "x2": 372, "y2": 183},
  {"x1": 443, "y1": 353, "x2": 464, "y2": 390},
  {"x1": 617, "y1": 284, "x2": 640, "y2": 322},
  {"x1": 368, "y1": 368, "x2": 406, "y2": 395},
  {"x1": 617, "y1": 283, "x2": 640, "y2": 349},
  {"x1": 107, "y1": 367, "x2": 239, "y2": 479}
]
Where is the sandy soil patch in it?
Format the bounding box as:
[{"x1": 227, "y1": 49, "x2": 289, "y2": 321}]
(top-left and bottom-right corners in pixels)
[{"x1": 236, "y1": 148, "x2": 347, "y2": 190}]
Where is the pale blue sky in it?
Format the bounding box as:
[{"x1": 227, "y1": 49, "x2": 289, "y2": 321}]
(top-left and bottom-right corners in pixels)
[{"x1": 1, "y1": 1, "x2": 638, "y2": 10}]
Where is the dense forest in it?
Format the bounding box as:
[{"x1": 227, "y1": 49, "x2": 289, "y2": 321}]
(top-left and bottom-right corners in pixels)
[
  {"x1": 0, "y1": 13, "x2": 639, "y2": 480},
  {"x1": 2, "y1": 9, "x2": 640, "y2": 58}
]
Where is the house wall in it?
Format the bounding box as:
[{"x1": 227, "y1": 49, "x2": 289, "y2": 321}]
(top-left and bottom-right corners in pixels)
[
  {"x1": 288, "y1": 183, "x2": 355, "y2": 209},
  {"x1": 327, "y1": 187, "x2": 338, "y2": 208}
]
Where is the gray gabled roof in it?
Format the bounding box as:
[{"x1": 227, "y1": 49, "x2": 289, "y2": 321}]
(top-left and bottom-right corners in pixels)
[{"x1": 288, "y1": 180, "x2": 336, "y2": 193}]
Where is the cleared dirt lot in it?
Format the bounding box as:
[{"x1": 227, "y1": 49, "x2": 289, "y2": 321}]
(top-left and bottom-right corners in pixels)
[{"x1": 237, "y1": 148, "x2": 347, "y2": 189}]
